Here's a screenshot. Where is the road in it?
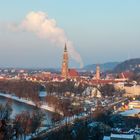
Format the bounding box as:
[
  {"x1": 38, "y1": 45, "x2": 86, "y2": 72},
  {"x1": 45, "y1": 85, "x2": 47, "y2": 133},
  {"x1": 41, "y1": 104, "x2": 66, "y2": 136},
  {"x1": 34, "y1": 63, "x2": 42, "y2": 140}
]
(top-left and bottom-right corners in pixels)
[{"x1": 31, "y1": 97, "x2": 128, "y2": 140}]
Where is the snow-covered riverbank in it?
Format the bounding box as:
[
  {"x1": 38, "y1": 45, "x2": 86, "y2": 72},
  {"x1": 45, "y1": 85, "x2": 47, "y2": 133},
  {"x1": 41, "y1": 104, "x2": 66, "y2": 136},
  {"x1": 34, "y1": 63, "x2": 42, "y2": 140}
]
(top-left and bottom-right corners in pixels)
[{"x1": 0, "y1": 92, "x2": 58, "y2": 114}]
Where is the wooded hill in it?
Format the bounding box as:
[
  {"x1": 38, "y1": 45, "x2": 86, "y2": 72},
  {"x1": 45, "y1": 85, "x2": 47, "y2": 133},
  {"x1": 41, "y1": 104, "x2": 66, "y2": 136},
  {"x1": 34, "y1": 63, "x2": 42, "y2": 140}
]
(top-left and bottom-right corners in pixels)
[{"x1": 114, "y1": 58, "x2": 140, "y2": 73}]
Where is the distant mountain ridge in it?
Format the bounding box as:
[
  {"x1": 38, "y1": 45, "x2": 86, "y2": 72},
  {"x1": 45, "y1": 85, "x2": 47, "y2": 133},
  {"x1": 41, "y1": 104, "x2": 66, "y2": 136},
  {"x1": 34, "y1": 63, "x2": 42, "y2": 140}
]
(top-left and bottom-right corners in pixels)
[
  {"x1": 113, "y1": 58, "x2": 140, "y2": 73},
  {"x1": 83, "y1": 62, "x2": 120, "y2": 72}
]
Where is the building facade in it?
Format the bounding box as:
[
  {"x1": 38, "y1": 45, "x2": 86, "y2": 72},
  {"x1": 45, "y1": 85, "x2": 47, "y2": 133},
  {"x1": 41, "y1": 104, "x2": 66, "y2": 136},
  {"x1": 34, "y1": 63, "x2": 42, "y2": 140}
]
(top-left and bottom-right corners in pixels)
[
  {"x1": 96, "y1": 65, "x2": 100, "y2": 80},
  {"x1": 61, "y1": 44, "x2": 69, "y2": 78}
]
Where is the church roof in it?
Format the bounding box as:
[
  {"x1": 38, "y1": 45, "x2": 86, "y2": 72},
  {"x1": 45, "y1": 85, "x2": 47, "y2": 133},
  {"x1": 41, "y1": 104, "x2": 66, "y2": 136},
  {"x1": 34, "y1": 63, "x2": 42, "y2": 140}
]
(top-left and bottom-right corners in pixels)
[{"x1": 68, "y1": 69, "x2": 79, "y2": 77}]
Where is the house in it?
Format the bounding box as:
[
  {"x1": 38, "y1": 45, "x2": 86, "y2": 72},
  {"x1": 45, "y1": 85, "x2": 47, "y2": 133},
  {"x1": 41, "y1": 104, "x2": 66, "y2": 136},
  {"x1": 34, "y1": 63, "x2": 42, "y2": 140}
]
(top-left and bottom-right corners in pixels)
[
  {"x1": 110, "y1": 134, "x2": 134, "y2": 140},
  {"x1": 129, "y1": 100, "x2": 140, "y2": 109},
  {"x1": 104, "y1": 134, "x2": 135, "y2": 140},
  {"x1": 119, "y1": 71, "x2": 133, "y2": 81}
]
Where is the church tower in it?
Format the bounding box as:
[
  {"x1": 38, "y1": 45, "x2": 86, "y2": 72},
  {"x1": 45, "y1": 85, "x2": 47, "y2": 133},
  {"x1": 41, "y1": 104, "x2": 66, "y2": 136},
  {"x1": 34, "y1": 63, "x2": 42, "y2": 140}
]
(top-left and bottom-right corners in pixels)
[
  {"x1": 96, "y1": 65, "x2": 100, "y2": 80},
  {"x1": 61, "y1": 44, "x2": 69, "y2": 78}
]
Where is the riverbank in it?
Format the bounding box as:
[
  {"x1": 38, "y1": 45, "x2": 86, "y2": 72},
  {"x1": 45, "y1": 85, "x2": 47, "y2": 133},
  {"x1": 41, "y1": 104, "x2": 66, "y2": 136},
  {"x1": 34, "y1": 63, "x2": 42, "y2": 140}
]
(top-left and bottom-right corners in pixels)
[{"x1": 0, "y1": 92, "x2": 62, "y2": 114}]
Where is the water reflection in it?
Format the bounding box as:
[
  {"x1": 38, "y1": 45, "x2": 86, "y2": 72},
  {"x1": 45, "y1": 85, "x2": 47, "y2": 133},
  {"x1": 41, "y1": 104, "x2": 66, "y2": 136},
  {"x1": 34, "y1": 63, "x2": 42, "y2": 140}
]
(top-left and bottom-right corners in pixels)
[{"x1": 0, "y1": 96, "x2": 52, "y2": 125}]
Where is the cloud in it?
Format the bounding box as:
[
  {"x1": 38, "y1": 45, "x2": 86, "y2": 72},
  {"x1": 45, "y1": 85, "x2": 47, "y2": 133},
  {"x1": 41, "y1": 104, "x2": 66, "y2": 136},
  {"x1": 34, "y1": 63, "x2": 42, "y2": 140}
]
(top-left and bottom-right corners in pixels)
[{"x1": 13, "y1": 11, "x2": 83, "y2": 68}]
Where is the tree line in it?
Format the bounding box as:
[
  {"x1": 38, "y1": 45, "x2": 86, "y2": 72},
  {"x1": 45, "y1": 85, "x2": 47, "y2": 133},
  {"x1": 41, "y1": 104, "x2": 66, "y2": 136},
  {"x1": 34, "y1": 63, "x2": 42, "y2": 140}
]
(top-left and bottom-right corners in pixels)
[
  {"x1": 45, "y1": 80, "x2": 88, "y2": 96},
  {"x1": 46, "y1": 95, "x2": 84, "y2": 120},
  {"x1": 0, "y1": 80, "x2": 41, "y2": 103}
]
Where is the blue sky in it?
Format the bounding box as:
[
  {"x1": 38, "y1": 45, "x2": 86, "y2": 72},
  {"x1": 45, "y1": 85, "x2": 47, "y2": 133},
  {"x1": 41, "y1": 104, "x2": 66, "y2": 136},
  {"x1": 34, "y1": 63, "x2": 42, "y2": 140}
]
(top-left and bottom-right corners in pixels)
[{"x1": 0, "y1": 0, "x2": 140, "y2": 68}]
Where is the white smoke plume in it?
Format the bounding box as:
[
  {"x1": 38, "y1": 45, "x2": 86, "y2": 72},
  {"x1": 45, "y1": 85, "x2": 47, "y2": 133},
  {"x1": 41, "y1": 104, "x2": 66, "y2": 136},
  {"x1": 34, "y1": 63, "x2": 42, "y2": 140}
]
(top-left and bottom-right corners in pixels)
[{"x1": 17, "y1": 11, "x2": 83, "y2": 68}]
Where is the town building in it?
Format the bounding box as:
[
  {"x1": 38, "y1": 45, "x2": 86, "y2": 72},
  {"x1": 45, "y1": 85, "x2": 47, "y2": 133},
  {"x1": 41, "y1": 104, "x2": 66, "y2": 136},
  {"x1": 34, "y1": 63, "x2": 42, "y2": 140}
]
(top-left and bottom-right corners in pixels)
[
  {"x1": 61, "y1": 44, "x2": 79, "y2": 79},
  {"x1": 96, "y1": 64, "x2": 100, "y2": 80},
  {"x1": 68, "y1": 68, "x2": 79, "y2": 78},
  {"x1": 128, "y1": 100, "x2": 140, "y2": 109},
  {"x1": 103, "y1": 134, "x2": 135, "y2": 140},
  {"x1": 61, "y1": 44, "x2": 69, "y2": 79}
]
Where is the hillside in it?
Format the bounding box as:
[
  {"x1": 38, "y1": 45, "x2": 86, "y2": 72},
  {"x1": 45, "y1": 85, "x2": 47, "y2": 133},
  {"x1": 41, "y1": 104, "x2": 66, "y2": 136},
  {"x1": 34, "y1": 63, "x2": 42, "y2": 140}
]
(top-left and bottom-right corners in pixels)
[
  {"x1": 114, "y1": 58, "x2": 140, "y2": 73},
  {"x1": 83, "y1": 62, "x2": 120, "y2": 72}
]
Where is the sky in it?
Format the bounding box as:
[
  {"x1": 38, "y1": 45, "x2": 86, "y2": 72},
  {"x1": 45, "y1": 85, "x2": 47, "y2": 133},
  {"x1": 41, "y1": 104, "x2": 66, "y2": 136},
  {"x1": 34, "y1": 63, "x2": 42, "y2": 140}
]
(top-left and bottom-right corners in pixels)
[{"x1": 0, "y1": 0, "x2": 140, "y2": 68}]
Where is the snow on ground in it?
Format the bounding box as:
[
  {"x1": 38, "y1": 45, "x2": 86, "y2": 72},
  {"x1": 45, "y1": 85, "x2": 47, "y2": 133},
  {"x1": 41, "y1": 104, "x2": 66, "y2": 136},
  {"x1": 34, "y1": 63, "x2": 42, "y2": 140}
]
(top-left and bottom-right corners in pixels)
[
  {"x1": 103, "y1": 136, "x2": 110, "y2": 140},
  {"x1": 39, "y1": 91, "x2": 47, "y2": 97},
  {"x1": 0, "y1": 92, "x2": 88, "y2": 123},
  {"x1": 111, "y1": 134, "x2": 134, "y2": 139},
  {"x1": 0, "y1": 92, "x2": 90, "y2": 139},
  {"x1": 120, "y1": 109, "x2": 140, "y2": 117},
  {"x1": 0, "y1": 92, "x2": 55, "y2": 113}
]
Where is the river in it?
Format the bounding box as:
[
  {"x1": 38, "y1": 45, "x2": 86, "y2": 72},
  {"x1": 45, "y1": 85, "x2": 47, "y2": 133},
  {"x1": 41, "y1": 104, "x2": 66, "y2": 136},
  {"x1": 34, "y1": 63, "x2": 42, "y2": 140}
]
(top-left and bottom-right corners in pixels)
[{"x1": 0, "y1": 96, "x2": 53, "y2": 125}]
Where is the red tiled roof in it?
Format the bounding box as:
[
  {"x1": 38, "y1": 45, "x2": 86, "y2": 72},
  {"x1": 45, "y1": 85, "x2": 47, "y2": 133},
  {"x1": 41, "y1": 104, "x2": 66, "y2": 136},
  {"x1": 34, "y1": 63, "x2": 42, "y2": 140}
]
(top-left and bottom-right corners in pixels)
[
  {"x1": 119, "y1": 71, "x2": 133, "y2": 79},
  {"x1": 68, "y1": 69, "x2": 79, "y2": 77},
  {"x1": 91, "y1": 79, "x2": 125, "y2": 84}
]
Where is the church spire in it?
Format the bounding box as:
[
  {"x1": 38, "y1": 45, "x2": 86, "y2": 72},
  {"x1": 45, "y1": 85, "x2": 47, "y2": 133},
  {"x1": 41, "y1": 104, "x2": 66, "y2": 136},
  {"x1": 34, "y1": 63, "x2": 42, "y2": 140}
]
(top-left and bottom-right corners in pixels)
[
  {"x1": 64, "y1": 43, "x2": 67, "y2": 52},
  {"x1": 61, "y1": 43, "x2": 69, "y2": 78}
]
